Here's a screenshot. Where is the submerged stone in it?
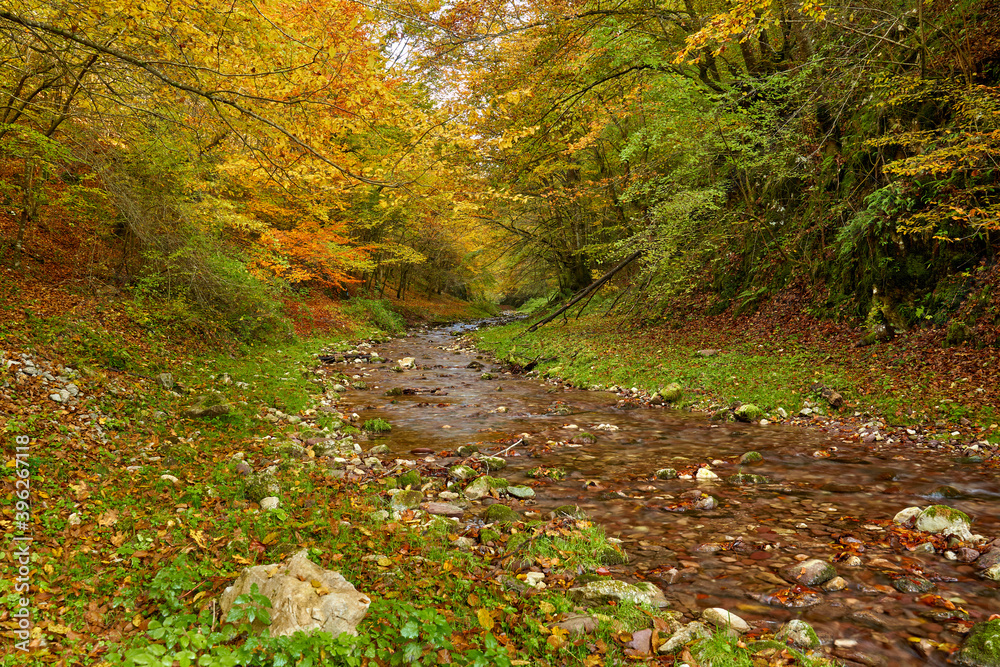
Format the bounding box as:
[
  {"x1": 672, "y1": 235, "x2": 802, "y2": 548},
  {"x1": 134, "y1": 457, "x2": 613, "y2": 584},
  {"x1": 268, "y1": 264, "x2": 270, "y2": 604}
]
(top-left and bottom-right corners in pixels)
[
  {"x1": 738, "y1": 451, "x2": 763, "y2": 464},
  {"x1": 783, "y1": 559, "x2": 836, "y2": 586}
]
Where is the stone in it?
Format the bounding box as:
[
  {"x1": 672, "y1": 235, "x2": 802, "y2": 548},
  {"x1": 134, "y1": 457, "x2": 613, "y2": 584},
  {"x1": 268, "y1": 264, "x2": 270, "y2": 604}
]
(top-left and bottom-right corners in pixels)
[
  {"x1": 245, "y1": 471, "x2": 280, "y2": 503},
  {"x1": 976, "y1": 547, "x2": 1000, "y2": 570},
  {"x1": 568, "y1": 580, "x2": 668, "y2": 608},
  {"x1": 219, "y1": 550, "x2": 369, "y2": 638},
  {"x1": 483, "y1": 504, "x2": 519, "y2": 524},
  {"x1": 477, "y1": 455, "x2": 507, "y2": 471},
  {"x1": 156, "y1": 373, "x2": 175, "y2": 390},
  {"x1": 421, "y1": 502, "x2": 465, "y2": 518},
  {"x1": 727, "y1": 473, "x2": 769, "y2": 485},
  {"x1": 701, "y1": 608, "x2": 749, "y2": 633},
  {"x1": 390, "y1": 490, "x2": 424, "y2": 511},
  {"x1": 397, "y1": 470, "x2": 422, "y2": 489},
  {"x1": 696, "y1": 349, "x2": 720, "y2": 357},
  {"x1": 463, "y1": 476, "x2": 507, "y2": 500},
  {"x1": 892, "y1": 573, "x2": 935, "y2": 593},
  {"x1": 448, "y1": 464, "x2": 477, "y2": 481},
  {"x1": 259, "y1": 496, "x2": 280, "y2": 510},
  {"x1": 783, "y1": 559, "x2": 836, "y2": 586},
  {"x1": 983, "y1": 563, "x2": 1000, "y2": 582},
  {"x1": 552, "y1": 505, "x2": 587, "y2": 519},
  {"x1": 554, "y1": 613, "x2": 599, "y2": 635},
  {"x1": 777, "y1": 619, "x2": 820, "y2": 649},
  {"x1": 506, "y1": 485, "x2": 535, "y2": 499},
  {"x1": 734, "y1": 404, "x2": 764, "y2": 422},
  {"x1": 398, "y1": 357, "x2": 416, "y2": 369},
  {"x1": 182, "y1": 395, "x2": 231, "y2": 419},
  {"x1": 739, "y1": 451, "x2": 763, "y2": 464},
  {"x1": 658, "y1": 621, "x2": 712, "y2": 653},
  {"x1": 954, "y1": 619, "x2": 1000, "y2": 667},
  {"x1": 661, "y1": 383, "x2": 683, "y2": 403},
  {"x1": 656, "y1": 468, "x2": 677, "y2": 480},
  {"x1": 160, "y1": 474, "x2": 180, "y2": 484},
  {"x1": 916, "y1": 505, "x2": 973, "y2": 540},
  {"x1": 822, "y1": 576, "x2": 848, "y2": 592},
  {"x1": 893, "y1": 506, "x2": 922, "y2": 527},
  {"x1": 597, "y1": 545, "x2": 628, "y2": 565},
  {"x1": 695, "y1": 467, "x2": 719, "y2": 481}
]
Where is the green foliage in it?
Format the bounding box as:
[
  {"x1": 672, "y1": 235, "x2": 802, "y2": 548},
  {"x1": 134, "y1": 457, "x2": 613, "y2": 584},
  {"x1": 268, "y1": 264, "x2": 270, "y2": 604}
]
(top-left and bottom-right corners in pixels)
[
  {"x1": 362, "y1": 418, "x2": 392, "y2": 433},
  {"x1": 344, "y1": 298, "x2": 406, "y2": 335},
  {"x1": 148, "y1": 555, "x2": 214, "y2": 614}
]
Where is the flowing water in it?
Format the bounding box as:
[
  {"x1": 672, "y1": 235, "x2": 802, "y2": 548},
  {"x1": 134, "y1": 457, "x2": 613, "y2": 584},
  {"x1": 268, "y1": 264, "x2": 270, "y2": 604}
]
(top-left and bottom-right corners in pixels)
[{"x1": 328, "y1": 321, "x2": 1000, "y2": 665}]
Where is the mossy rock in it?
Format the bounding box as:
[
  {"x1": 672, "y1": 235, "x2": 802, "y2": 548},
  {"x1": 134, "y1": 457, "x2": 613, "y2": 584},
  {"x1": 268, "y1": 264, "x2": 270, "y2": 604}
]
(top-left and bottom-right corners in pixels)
[
  {"x1": 244, "y1": 471, "x2": 280, "y2": 503},
  {"x1": 480, "y1": 528, "x2": 501, "y2": 544},
  {"x1": 661, "y1": 382, "x2": 683, "y2": 403},
  {"x1": 480, "y1": 372, "x2": 495, "y2": 380},
  {"x1": 552, "y1": 505, "x2": 587, "y2": 519},
  {"x1": 655, "y1": 468, "x2": 677, "y2": 480},
  {"x1": 367, "y1": 444, "x2": 390, "y2": 455},
  {"x1": 456, "y1": 445, "x2": 480, "y2": 456},
  {"x1": 397, "y1": 470, "x2": 422, "y2": 489},
  {"x1": 738, "y1": 451, "x2": 763, "y2": 464},
  {"x1": 954, "y1": 619, "x2": 1000, "y2": 667},
  {"x1": 477, "y1": 455, "x2": 507, "y2": 471},
  {"x1": 390, "y1": 490, "x2": 424, "y2": 511},
  {"x1": 597, "y1": 545, "x2": 629, "y2": 566},
  {"x1": 710, "y1": 408, "x2": 736, "y2": 422},
  {"x1": 572, "y1": 432, "x2": 598, "y2": 445},
  {"x1": 484, "y1": 504, "x2": 520, "y2": 524},
  {"x1": 448, "y1": 464, "x2": 477, "y2": 481},
  {"x1": 727, "y1": 473, "x2": 770, "y2": 485},
  {"x1": 384, "y1": 387, "x2": 403, "y2": 396},
  {"x1": 734, "y1": 404, "x2": 765, "y2": 422}
]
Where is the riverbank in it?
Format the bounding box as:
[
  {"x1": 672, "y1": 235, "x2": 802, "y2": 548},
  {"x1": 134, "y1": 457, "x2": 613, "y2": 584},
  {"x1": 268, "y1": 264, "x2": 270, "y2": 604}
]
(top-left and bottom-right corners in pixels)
[{"x1": 472, "y1": 300, "x2": 1000, "y2": 460}]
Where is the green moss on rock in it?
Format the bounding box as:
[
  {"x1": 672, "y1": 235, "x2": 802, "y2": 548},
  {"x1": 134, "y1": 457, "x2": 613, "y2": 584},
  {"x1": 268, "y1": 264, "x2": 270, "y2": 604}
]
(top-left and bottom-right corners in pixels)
[
  {"x1": 955, "y1": 619, "x2": 1000, "y2": 667},
  {"x1": 484, "y1": 504, "x2": 520, "y2": 524}
]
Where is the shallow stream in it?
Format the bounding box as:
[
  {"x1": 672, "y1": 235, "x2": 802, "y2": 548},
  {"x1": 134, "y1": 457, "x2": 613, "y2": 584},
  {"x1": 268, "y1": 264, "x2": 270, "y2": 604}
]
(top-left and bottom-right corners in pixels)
[{"x1": 328, "y1": 322, "x2": 1000, "y2": 665}]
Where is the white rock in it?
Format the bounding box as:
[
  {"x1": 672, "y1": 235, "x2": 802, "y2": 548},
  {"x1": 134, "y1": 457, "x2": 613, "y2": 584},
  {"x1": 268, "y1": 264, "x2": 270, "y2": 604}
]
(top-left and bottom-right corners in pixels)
[
  {"x1": 893, "y1": 506, "x2": 922, "y2": 526},
  {"x1": 695, "y1": 468, "x2": 719, "y2": 481},
  {"x1": 219, "y1": 550, "x2": 370, "y2": 637},
  {"x1": 68, "y1": 513, "x2": 81, "y2": 526},
  {"x1": 524, "y1": 572, "x2": 546, "y2": 589},
  {"x1": 160, "y1": 474, "x2": 180, "y2": 484},
  {"x1": 260, "y1": 497, "x2": 281, "y2": 510},
  {"x1": 398, "y1": 357, "x2": 416, "y2": 369},
  {"x1": 701, "y1": 608, "x2": 749, "y2": 633}
]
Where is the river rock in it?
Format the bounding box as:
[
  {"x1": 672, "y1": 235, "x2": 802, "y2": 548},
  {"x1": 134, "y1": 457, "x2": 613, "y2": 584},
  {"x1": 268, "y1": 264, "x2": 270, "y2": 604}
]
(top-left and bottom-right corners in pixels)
[
  {"x1": 658, "y1": 621, "x2": 712, "y2": 653},
  {"x1": 219, "y1": 550, "x2": 370, "y2": 638},
  {"x1": 777, "y1": 619, "x2": 821, "y2": 649},
  {"x1": 397, "y1": 470, "x2": 422, "y2": 489},
  {"x1": 784, "y1": 559, "x2": 836, "y2": 586},
  {"x1": 568, "y1": 580, "x2": 668, "y2": 608},
  {"x1": 477, "y1": 455, "x2": 507, "y2": 471},
  {"x1": 390, "y1": 490, "x2": 423, "y2": 511},
  {"x1": 483, "y1": 504, "x2": 519, "y2": 524},
  {"x1": 892, "y1": 573, "x2": 935, "y2": 593},
  {"x1": 893, "y1": 506, "x2": 922, "y2": 527},
  {"x1": 739, "y1": 451, "x2": 763, "y2": 464},
  {"x1": 735, "y1": 404, "x2": 764, "y2": 422},
  {"x1": 661, "y1": 383, "x2": 683, "y2": 403},
  {"x1": 727, "y1": 473, "x2": 769, "y2": 485},
  {"x1": 915, "y1": 505, "x2": 974, "y2": 540},
  {"x1": 983, "y1": 563, "x2": 1000, "y2": 582},
  {"x1": 259, "y1": 496, "x2": 280, "y2": 510},
  {"x1": 695, "y1": 467, "x2": 719, "y2": 481},
  {"x1": 506, "y1": 485, "x2": 535, "y2": 499},
  {"x1": 656, "y1": 468, "x2": 677, "y2": 480},
  {"x1": 464, "y1": 476, "x2": 507, "y2": 500},
  {"x1": 977, "y1": 547, "x2": 1000, "y2": 570},
  {"x1": 701, "y1": 608, "x2": 749, "y2": 633},
  {"x1": 398, "y1": 357, "x2": 416, "y2": 369},
  {"x1": 953, "y1": 619, "x2": 1000, "y2": 667},
  {"x1": 448, "y1": 464, "x2": 477, "y2": 481},
  {"x1": 421, "y1": 502, "x2": 465, "y2": 517},
  {"x1": 822, "y1": 576, "x2": 848, "y2": 592}
]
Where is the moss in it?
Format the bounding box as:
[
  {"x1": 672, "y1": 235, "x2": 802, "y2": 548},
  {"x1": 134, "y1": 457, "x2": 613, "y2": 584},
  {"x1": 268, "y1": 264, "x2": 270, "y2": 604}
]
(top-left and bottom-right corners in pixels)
[
  {"x1": 480, "y1": 528, "x2": 501, "y2": 543},
  {"x1": 397, "y1": 470, "x2": 422, "y2": 489},
  {"x1": 955, "y1": 619, "x2": 1000, "y2": 667},
  {"x1": 734, "y1": 404, "x2": 764, "y2": 422},
  {"x1": 738, "y1": 451, "x2": 763, "y2": 464},
  {"x1": 661, "y1": 382, "x2": 683, "y2": 403},
  {"x1": 597, "y1": 545, "x2": 629, "y2": 565},
  {"x1": 244, "y1": 471, "x2": 279, "y2": 503},
  {"x1": 656, "y1": 468, "x2": 677, "y2": 480},
  {"x1": 484, "y1": 504, "x2": 520, "y2": 524}
]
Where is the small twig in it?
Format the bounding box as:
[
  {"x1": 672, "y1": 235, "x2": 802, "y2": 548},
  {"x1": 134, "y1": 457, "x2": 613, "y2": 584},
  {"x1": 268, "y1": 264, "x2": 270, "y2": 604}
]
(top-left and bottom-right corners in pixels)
[{"x1": 498, "y1": 438, "x2": 524, "y2": 456}]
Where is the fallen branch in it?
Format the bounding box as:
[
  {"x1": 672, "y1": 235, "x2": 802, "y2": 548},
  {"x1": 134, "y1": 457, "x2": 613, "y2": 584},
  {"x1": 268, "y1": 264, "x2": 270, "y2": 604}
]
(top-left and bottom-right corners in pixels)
[{"x1": 525, "y1": 250, "x2": 643, "y2": 333}]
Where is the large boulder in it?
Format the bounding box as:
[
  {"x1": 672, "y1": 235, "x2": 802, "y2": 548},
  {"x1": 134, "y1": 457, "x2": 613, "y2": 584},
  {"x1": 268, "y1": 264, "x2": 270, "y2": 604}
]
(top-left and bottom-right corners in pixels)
[
  {"x1": 915, "y1": 505, "x2": 974, "y2": 540},
  {"x1": 954, "y1": 619, "x2": 1000, "y2": 667},
  {"x1": 219, "y1": 550, "x2": 370, "y2": 638},
  {"x1": 568, "y1": 580, "x2": 668, "y2": 608}
]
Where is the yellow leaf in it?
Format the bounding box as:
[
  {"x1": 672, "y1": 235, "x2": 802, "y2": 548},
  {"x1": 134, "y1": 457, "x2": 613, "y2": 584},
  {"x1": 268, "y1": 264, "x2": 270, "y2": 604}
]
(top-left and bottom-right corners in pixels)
[
  {"x1": 132, "y1": 614, "x2": 144, "y2": 627},
  {"x1": 190, "y1": 529, "x2": 208, "y2": 549},
  {"x1": 467, "y1": 593, "x2": 480, "y2": 607},
  {"x1": 477, "y1": 608, "x2": 494, "y2": 632},
  {"x1": 377, "y1": 556, "x2": 392, "y2": 567},
  {"x1": 47, "y1": 623, "x2": 71, "y2": 635},
  {"x1": 262, "y1": 532, "x2": 280, "y2": 545},
  {"x1": 234, "y1": 555, "x2": 253, "y2": 565},
  {"x1": 539, "y1": 601, "x2": 555, "y2": 614},
  {"x1": 43, "y1": 564, "x2": 54, "y2": 575}
]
